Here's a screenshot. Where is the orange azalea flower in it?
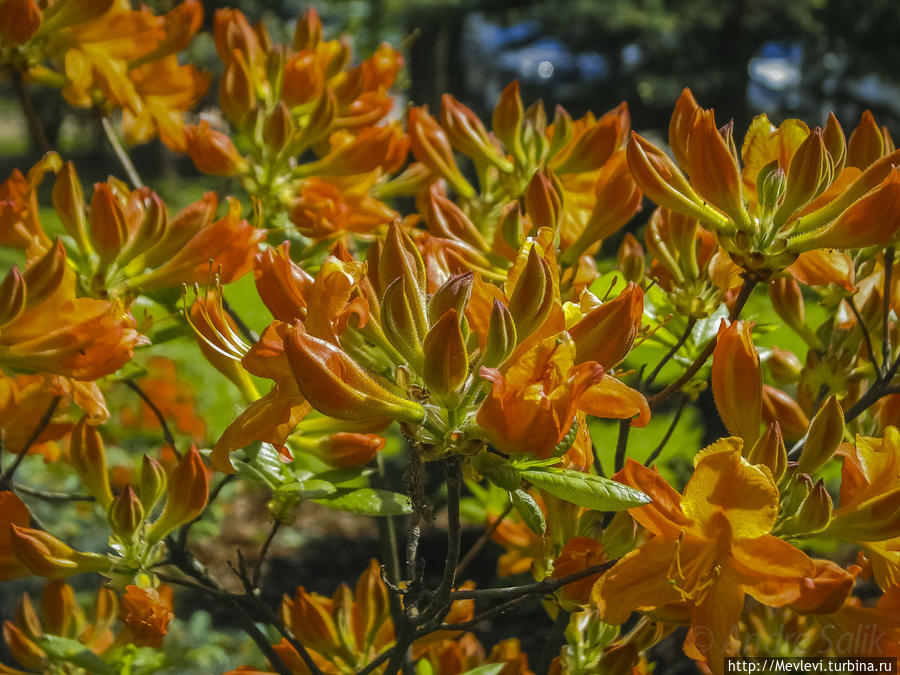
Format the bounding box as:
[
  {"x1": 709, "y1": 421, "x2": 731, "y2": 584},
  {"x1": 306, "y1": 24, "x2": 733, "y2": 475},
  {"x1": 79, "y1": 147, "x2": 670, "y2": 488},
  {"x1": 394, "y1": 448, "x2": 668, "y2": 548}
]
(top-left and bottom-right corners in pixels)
[
  {"x1": 824, "y1": 428, "x2": 900, "y2": 589},
  {"x1": 0, "y1": 491, "x2": 32, "y2": 581},
  {"x1": 477, "y1": 333, "x2": 605, "y2": 458},
  {"x1": 630, "y1": 90, "x2": 900, "y2": 279},
  {"x1": 711, "y1": 320, "x2": 762, "y2": 447},
  {"x1": 593, "y1": 439, "x2": 817, "y2": 673},
  {"x1": 0, "y1": 242, "x2": 144, "y2": 380},
  {"x1": 119, "y1": 584, "x2": 173, "y2": 648},
  {"x1": 0, "y1": 373, "x2": 73, "y2": 461}
]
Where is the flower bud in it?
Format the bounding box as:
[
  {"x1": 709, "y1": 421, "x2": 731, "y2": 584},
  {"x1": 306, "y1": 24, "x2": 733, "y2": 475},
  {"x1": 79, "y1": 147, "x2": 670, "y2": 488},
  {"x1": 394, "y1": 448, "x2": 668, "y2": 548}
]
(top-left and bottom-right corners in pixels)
[
  {"x1": 779, "y1": 479, "x2": 832, "y2": 536},
  {"x1": 0, "y1": 266, "x2": 25, "y2": 326},
  {"x1": 146, "y1": 446, "x2": 209, "y2": 544},
  {"x1": 798, "y1": 396, "x2": 844, "y2": 475},
  {"x1": 265, "y1": 101, "x2": 294, "y2": 154},
  {"x1": 441, "y1": 93, "x2": 512, "y2": 171},
  {"x1": 789, "y1": 167, "x2": 900, "y2": 251},
  {"x1": 423, "y1": 309, "x2": 469, "y2": 402},
  {"x1": 0, "y1": 0, "x2": 39, "y2": 43},
  {"x1": 775, "y1": 128, "x2": 829, "y2": 223},
  {"x1": 523, "y1": 169, "x2": 562, "y2": 230},
  {"x1": 668, "y1": 88, "x2": 700, "y2": 169},
  {"x1": 184, "y1": 122, "x2": 247, "y2": 176},
  {"x1": 711, "y1": 320, "x2": 762, "y2": 447},
  {"x1": 826, "y1": 486, "x2": 900, "y2": 542},
  {"x1": 617, "y1": 233, "x2": 645, "y2": 283},
  {"x1": 847, "y1": 110, "x2": 884, "y2": 169},
  {"x1": 626, "y1": 132, "x2": 729, "y2": 230},
  {"x1": 14, "y1": 592, "x2": 41, "y2": 639},
  {"x1": 428, "y1": 271, "x2": 473, "y2": 327},
  {"x1": 10, "y1": 525, "x2": 109, "y2": 579},
  {"x1": 569, "y1": 283, "x2": 642, "y2": 369},
  {"x1": 88, "y1": 183, "x2": 128, "y2": 267},
  {"x1": 425, "y1": 189, "x2": 490, "y2": 252},
  {"x1": 304, "y1": 432, "x2": 385, "y2": 468},
  {"x1": 137, "y1": 455, "x2": 167, "y2": 512},
  {"x1": 51, "y1": 161, "x2": 90, "y2": 253},
  {"x1": 686, "y1": 110, "x2": 748, "y2": 228},
  {"x1": 22, "y1": 238, "x2": 66, "y2": 307},
  {"x1": 378, "y1": 221, "x2": 426, "y2": 298},
  {"x1": 107, "y1": 486, "x2": 145, "y2": 540},
  {"x1": 762, "y1": 386, "x2": 810, "y2": 443},
  {"x1": 496, "y1": 201, "x2": 524, "y2": 253},
  {"x1": 748, "y1": 422, "x2": 787, "y2": 483},
  {"x1": 41, "y1": 581, "x2": 77, "y2": 637},
  {"x1": 507, "y1": 247, "x2": 553, "y2": 344},
  {"x1": 492, "y1": 81, "x2": 525, "y2": 165},
  {"x1": 68, "y1": 417, "x2": 113, "y2": 508},
  {"x1": 755, "y1": 160, "x2": 786, "y2": 210},
  {"x1": 408, "y1": 106, "x2": 474, "y2": 198},
  {"x1": 483, "y1": 299, "x2": 516, "y2": 367},
  {"x1": 2, "y1": 621, "x2": 45, "y2": 671},
  {"x1": 769, "y1": 277, "x2": 818, "y2": 347},
  {"x1": 380, "y1": 277, "x2": 424, "y2": 368},
  {"x1": 768, "y1": 347, "x2": 803, "y2": 384},
  {"x1": 284, "y1": 323, "x2": 425, "y2": 424},
  {"x1": 294, "y1": 6, "x2": 321, "y2": 50},
  {"x1": 823, "y1": 112, "x2": 847, "y2": 175}
]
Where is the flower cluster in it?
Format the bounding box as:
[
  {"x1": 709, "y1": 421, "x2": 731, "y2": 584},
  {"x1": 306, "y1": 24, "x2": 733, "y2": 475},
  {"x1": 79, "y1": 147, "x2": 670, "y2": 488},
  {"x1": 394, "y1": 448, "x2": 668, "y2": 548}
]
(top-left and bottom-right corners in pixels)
[{"x1": 1, "y1": 5, "x2": 900, "y2": 675}]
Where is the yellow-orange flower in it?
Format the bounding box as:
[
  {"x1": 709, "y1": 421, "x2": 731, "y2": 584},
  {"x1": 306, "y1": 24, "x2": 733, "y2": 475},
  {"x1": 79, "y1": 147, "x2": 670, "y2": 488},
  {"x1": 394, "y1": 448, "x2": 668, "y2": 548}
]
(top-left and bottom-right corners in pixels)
[{"x1": 593, "y1": 440, "x2": 820, "y2": 673}]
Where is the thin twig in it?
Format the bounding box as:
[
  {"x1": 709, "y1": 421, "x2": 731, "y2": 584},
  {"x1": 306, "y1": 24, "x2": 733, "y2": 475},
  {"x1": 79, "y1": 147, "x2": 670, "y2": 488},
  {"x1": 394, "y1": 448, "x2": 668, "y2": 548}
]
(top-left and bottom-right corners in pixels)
[
  {"x1": 13, "y1": 484, "x2": 95, "y2": 502},
  {"x1": 449, "y1": 560, "x2": 616, "y2": 601},
  {"x1": 643, "y1": 318, "x2": 697, "y2": 389},
  {"x1": 614, "y1": 419, "x2": 631, "y2": 473},
  {"x1": 848, "y1": 297, "x2": 880, "y2": 373},
  {"x1": 0, "y1": 396, "x2": 61, "y2": 487},
  {"x1": 883, "y1": 247, "x2": 894, "y2": 370},
  {"x1": 123, "y1": 379, "x2": 178, "y2": 454},
  {"x1": 649, "y1": 277, "x2": 758, "y2": 406},
  {"x1": 455, "y1": 500, "x2": 514, "y2": 577},
  {"x1": 437, "y1": 593, "x2": 535, "y2": 631},
  {"x1": 98, "y1": 114, "x2": 144, "y2": 189},
  {"x1": 230, "y1": 552, "x2": 325, "y2": 675},
  {"x1": 644, "y1": 394, "x2": 688, "y2": 467},
  {"x1": 252, "y1": 519, "x2": 282, "y2": 588},
  {"x1": 12, "y1": 70, "x2": 51, "y2": 154},
  {"x1": 419, "y1": 458, "x2": 462, "y2": 624}
]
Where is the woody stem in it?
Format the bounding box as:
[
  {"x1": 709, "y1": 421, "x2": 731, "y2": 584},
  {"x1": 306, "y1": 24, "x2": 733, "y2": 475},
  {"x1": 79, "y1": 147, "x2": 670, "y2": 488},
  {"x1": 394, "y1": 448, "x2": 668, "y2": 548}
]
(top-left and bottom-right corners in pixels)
[
  {"x1": 12, "y1": 70, "x2": 52, "y2": 154},
  {"x1": 0, "y1": 396, "x2": 61, "y2": 488}
]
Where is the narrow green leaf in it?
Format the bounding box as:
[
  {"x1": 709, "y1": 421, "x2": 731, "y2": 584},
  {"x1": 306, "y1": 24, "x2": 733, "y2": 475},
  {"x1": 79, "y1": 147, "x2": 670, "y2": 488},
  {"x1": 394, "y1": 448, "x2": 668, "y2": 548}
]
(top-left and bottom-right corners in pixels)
[
  {"x1": 460, "y1": 664, "x2": 506, "y2": 675},
  {"x1": 511, "y1": 489, "x2": 545, "y2": 534},
  {"x1": 36, "y1": 635, "x2": 112, "y2": 674},
  {"x1": 520, "y1": 468, "x2": 650, "y2": 511},
  {"x1": 315, "y1": 488, "x2": 412, "y2": 516}
]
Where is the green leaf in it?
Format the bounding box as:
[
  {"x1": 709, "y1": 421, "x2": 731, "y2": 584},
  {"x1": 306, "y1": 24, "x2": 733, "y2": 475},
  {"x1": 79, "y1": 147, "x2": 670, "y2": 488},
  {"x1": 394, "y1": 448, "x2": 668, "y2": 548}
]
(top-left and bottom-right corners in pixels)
[
  {"x1": 315, "y1": 488, "x2": 412, "y2": 516},
  {"x1": 511, "y1": 489, "x2": 545, "y2": 534},
  {"x1": 473, "y1": 453, "x2": 521, "y2": 491},
  {"x1": 460, "y1": 665, "x2": 506, "y2": 675},
  {"x1": 277, "y1": 479, "x2": 337, "y2": 500},
  {"x1": 36, "y1": 635, "x2": 112, "y2": 674},
  {"x1": 520, "y1": 468, "x2": 650, "y2": 511}
]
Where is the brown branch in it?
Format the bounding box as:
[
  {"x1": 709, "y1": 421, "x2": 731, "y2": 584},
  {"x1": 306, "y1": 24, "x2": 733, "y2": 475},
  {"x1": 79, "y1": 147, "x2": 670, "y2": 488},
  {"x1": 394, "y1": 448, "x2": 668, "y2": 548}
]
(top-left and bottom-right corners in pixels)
[
  {"x1": 0, "y1": 396, "x2": 61, "y2": 487},
  {"x1": 123, "y1": 379, "x2": 178, "y2": 454},
  {"x1": 252, "y1": 519, "x2": 281, "y2": 588},
  {"x1": 12, "y1": 70, "x2": 51, "y2": 154},
  {"x1": 449, "y1": 560, "x2": 616, "y2": 601},
  {"x1": 644, "y1": 394, "x2": 688, "y2": 467},
  {"x1": 643, "y1": 318, "x2": 697, "y2": 389}
]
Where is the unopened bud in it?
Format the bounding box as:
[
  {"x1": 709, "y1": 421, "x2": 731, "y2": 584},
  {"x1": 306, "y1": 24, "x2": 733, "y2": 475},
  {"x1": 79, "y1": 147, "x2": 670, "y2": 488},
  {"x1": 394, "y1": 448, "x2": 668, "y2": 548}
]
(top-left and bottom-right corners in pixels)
[
  {"x1": 617, "y1": 233, "x2": 645, "y2": 283},
  {"x1": 107, "y1": 486, "x2": 145, "y2": 540},
  {"x1": 798, "y1": 396, "x2": 844, "y2": 475},
  {"x1": 483, "y1": 300, "x2": 516, "y2": 367},
  {"x1": 422, "y1": 309, "x2": 469, "y2": 402},
  {"x1": 68, "y1": 417, "x2": 113, "y2": 508},
  {"x1": 748, "y1": 422, "x2": 787, "y2": 483}
]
